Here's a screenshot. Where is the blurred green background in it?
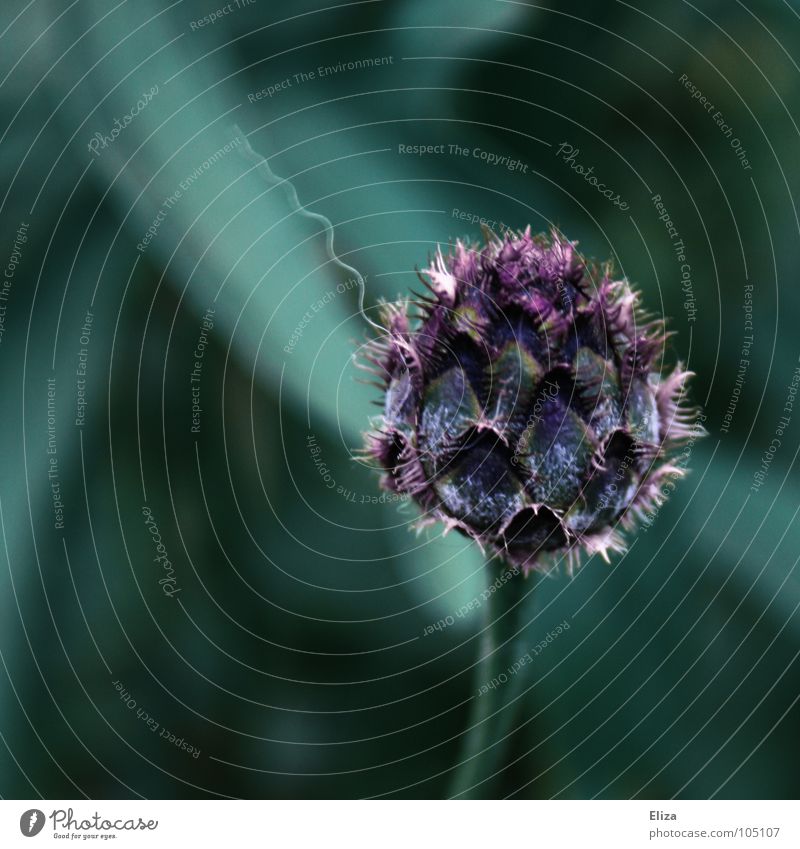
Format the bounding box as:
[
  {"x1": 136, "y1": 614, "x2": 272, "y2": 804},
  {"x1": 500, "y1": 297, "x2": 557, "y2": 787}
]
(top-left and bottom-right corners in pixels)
[{"x1": 0, "y1": 0, "x2": 798, "y2": 799}]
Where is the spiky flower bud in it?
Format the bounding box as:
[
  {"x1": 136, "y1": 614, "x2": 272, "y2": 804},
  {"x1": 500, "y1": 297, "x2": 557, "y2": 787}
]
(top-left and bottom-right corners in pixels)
[{"x1": 361, "y1": 228, "x2": 702, "y2": 572}]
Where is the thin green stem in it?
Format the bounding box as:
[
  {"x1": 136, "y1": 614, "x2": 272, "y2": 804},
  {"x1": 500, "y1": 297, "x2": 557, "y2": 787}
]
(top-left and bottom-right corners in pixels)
[{"x1": 448, "y1": 564, "x2": 539, "y2": 799}]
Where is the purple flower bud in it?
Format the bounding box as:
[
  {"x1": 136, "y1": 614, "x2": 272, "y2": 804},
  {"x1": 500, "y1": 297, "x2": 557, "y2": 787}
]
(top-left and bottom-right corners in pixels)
[{"x1": 360, "y1": 228, "x2": 704, "y2": 573}]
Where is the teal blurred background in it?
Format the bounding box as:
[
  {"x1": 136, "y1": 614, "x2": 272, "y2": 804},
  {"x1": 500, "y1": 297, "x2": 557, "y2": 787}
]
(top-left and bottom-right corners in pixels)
[{"x1": 0, "y1": 0, "x2": 798, "y2": 798}]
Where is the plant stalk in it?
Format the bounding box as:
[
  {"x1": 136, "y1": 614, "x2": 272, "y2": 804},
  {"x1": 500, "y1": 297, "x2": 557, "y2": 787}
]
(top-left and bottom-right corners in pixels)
[{"x1": 448, "y1": 563, "x2": 539, "y2": 799}]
